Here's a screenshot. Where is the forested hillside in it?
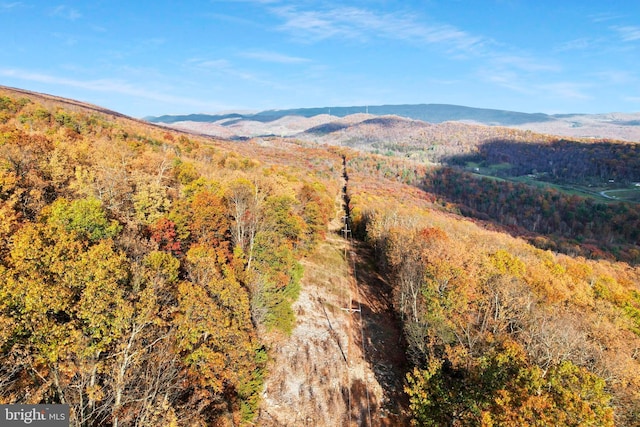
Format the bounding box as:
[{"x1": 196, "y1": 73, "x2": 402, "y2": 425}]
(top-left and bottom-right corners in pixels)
[
  {"x1": 1, "y1": 87, "x2": 639, "y2": 426},
  {"x1": 300, "y1": 117, "x2": 557, "y2": 163},
  {"x1": 453, "y1": 138, "x2": 640, "y2": 185},
  {"x1": 345, "y1": 152, "x2": 640, "y2": 426},
  {"x1": 0, "y1": 89, "x2": 336, "y2": 425}
]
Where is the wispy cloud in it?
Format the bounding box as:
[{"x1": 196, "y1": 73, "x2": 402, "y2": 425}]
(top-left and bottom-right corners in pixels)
[
  {"x1": 591, "y1": 70, "x2": 636, "y2": 85},
  {"x1": 51, "y1": 5, "x2": 81, "y2": 21},
  {"x1": 427, "y1": 78, "x2": 462, "y2": 86},
  {"x1": 490, "y1": 54, "x2": 560, "y2": 73},
  {"x1": 538, "y1": 82, "x2": 591, "y2": 100},
  {"x1": 211, "y1": 0, "x2": 280, "y2": 3},
  {"x1": 90, "y1": 24, "x2": 107, "y2": 33},
  {"x1": 270, "y1": 3, "x2": 576, "y2": 104},
  {"x1": 477, "y1": 50, "x2": 563, "y2": 98},
  {"x1": 555, "y1": 37, "x2": 594, "y2": 52},
  {"x1": 271, "y1": 5, "x2": 485, "y2": 54},
  {"x1": 206, "y1": 12, "x2": 258, "y2": 26},
  {"x1": 186, "y1": 58, "x2": 285, "y2": 88},
  {"x1": 52, "y1": 32, "x2": 78, "y2": 46},
  {"x1": 478, "y1": 64, "x2": 590, "y2": 101},
  {"x1": 590, "y1": 12, "x2": 625, "y2": 23},
  {"x1": 0, "y1": 68, "x2": 219, "y2": 109},
  {"x1": 0, "y1": 2, "x2": 23, "y2": 10},
  {"x1": 239, "y1": 50, "x2": 310, "y2": 64},
  {"x1": 479, "y1": 68, "x2": 532, "y2": 94},
  {"x1": 188, "y1": 58, "x2": 233, "y2": 70},
  {"x1": 612, "y1": 25, "x2": 640, "y2": 42}
]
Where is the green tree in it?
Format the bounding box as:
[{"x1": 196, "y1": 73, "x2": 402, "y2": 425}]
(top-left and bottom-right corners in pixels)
[
  {"x1": 47, "y1": 196, "x2": 121, "y2": 242},
  {"x1": 175, "y1": 247, "x2": 261, "y2": 423},
  {"x1": 405, "y1": 340, "x2": 614, "y2": 427}
]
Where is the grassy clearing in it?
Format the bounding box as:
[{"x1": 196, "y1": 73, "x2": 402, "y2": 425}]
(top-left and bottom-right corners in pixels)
[
  {"x1": 489, "y1": 162, "x2": 513, "y2": 171},
  {"x1": 463, "y1": 162, "x2": 640, "y2": 203},
  {"x1": 510, "y1": 176, "x2": 608, "y2": 199},
  {"x1": 465, "y1": 161, "x2": 512, "y2": 176},
  {"x1": 301, "y1": 237, "x2": 350, "y2": 298},
  {"x1": 601, "y1": 188, "x2": 640, "y2": 202}
]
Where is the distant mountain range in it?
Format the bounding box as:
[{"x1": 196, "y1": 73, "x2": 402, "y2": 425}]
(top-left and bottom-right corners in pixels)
[
  {"x1": 146, "y1": 103, "x2": 555, "y2": 126},
  {"x1": 147, "y1": 103, "x2": 640, "y2": 142}
]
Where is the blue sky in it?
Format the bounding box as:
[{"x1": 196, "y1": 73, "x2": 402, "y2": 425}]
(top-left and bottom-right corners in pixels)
[{"x1": 1, "y1": 1, "x2": 640, "y2": 117}]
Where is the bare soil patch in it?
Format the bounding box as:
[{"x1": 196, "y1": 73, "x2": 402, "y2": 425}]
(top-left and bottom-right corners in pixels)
[{"x1": 258, "y1": 210, "x2": 410, "y2": 426}]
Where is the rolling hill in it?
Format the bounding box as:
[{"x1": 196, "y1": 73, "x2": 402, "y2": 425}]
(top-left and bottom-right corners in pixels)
[
  {"x1": 1, "y1": 86, "x2": 640, "y2": 426},
  {"x1": 146, "y1": 103, "x2": 553, "y2": 125},
  {"x1": 147, "y1": 103, "x2": 640, "y2": 142}
]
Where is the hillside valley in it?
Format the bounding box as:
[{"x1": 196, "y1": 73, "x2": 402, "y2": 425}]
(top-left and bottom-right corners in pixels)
[{"x1": 0, "y1": 86, "x2": 639, "y2": 426}]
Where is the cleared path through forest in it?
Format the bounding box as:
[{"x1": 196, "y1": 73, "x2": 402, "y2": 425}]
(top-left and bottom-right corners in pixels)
[{"x1": 257, "y1": 161, "x2": 409, "y2": 426}]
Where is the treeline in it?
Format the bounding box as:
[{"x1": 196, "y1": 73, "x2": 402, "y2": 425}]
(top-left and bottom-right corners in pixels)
[
  {"x1": 422, "y1": 168, "x2": 640, "y2": 262},
  {"x1": 451, "y1": 138, "x2": 640, "y2": 185},
  {"x1": 0, "y1": 94, "x2": 335, "y2": 425},
  {"x1": 347, "y1": 184, "x2": 640, "y2": 426}
]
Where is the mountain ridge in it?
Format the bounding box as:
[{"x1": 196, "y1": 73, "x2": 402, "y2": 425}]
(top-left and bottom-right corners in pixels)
[
  {"x1": 146, "y1": 103, "x2": 555, "y2": 126},
  {"x1": 148, "y1": 103, "x2": 640, "y2": 142}
]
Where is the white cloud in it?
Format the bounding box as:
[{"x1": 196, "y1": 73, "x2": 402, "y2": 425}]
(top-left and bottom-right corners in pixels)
[
  {"x1": 0, "y1": 2, "x2": 23, "y2": 10},
  {"x1": 185, "y1": 58, "x2": 286, "y2": 88},
  {"x1": 51, "y1": 5, "x2": 81, "y2": 21},
  {"x1": 206, "y1": 12, "x2": 257, "y2": 26},
  {"x1": 477, "y1": 51, "x2": 563, "y2": 98},
  {"x1": 427, "y1": 78, "x2": 462, "y2": 86},
  {"x1": 591, "y1": 70, "x2": 636, "y2": 85},
  {"x1": 188, "y1": 58, "x2": 233, "y2": 70},
  {"x1": 478, "y1": 64, "x2": 590, "y2": 101},
  {"x1": 555, "y1": 37, "x2": 594, "y2": 52},
  {"x1": 139, "y1": 37, "x2": 166, "y2": 48},
  {"x1": 590, "y1": 12, "x2": 624, "y2": 23},
  {"x1": 479, "y1": 68, "x2": 532, "y2": 94},
  {"x1": 612, "y1": 25, "x2": 640, "y2": 42},
  {"x1": 52, "y1": 32, "x2": 78, "y2": 46},
  {"x1": 211, "y1": 0, "x2": 279, "y2": 3},
  {"x1": 239, "y1": 50, "x2": 310, "y2": 63},
  {"x1": 90, "y1": 24, "x2": 107, "y2": 33},
  {"x1": 0, "y1": 68, "x2": 218, "y2": 109},
  {"x1": 271, "y1": 5, "x2": 485, "y2": 54},
  {"x1": 490, "y1": 54, "x2": 561, "y2": 73},
  {"x1": 538, "y1": 82, "x2": 591, "y2": 100}
]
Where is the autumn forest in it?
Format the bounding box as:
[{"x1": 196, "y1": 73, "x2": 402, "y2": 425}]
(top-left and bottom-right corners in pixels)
[{"x1": 1, "y1": 87, "x2": 640, "y2": 426}]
